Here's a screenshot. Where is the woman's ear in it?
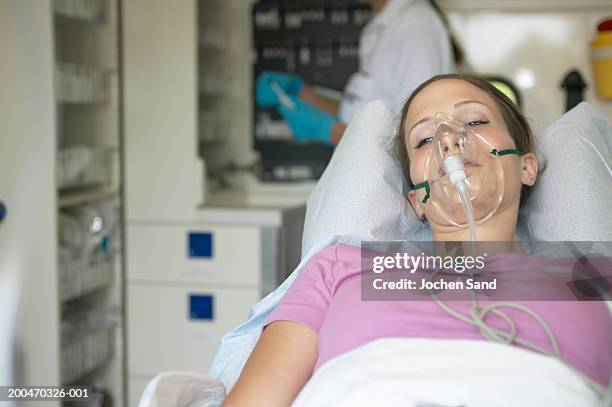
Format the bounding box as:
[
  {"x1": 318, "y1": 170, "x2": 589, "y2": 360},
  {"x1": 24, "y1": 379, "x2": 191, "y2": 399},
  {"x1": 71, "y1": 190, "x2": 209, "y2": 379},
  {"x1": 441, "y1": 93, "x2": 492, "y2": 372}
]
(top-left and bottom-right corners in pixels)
[
  {"x1": 520, "y1": 152, "x2": 538, "y2": 186},
  {"x1": 407, "y1": 190, "x2": 425, "y2": 220}
]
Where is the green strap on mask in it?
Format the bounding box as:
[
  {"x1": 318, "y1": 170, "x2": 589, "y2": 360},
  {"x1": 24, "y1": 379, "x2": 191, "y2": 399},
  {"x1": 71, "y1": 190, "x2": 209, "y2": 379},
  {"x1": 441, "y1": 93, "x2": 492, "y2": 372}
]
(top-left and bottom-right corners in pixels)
[
  {"x1": 413, "y1": 149, "x2": 524, "y2": 204},
  {"x1": 413, "y1": 181, "x2": 431, "y2": 204},
  {"x1": 490, "y1": 148, "x2": 524, "y2": 156}
]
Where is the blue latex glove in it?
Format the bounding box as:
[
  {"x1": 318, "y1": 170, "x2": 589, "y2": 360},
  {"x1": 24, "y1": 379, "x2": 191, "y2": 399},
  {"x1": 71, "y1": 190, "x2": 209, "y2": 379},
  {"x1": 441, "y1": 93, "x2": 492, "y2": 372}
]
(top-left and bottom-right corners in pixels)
[
  {"x1": 255, "y1": 71, "x2": 303, "y2": 108},
  {"x1": 278, "y1": 96, "x2": 335, "y2": 144}
]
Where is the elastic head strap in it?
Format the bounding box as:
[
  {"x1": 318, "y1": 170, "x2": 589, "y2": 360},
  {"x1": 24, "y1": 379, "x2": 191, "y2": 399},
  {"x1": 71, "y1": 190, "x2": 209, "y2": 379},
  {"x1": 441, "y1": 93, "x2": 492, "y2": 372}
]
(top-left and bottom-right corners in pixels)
[
  {"x1": 490, "y1": 148, "x2": 525, "y2": 156},
  {"x1": 413, "y1": 181, "x2": 431, "y2": 204}
]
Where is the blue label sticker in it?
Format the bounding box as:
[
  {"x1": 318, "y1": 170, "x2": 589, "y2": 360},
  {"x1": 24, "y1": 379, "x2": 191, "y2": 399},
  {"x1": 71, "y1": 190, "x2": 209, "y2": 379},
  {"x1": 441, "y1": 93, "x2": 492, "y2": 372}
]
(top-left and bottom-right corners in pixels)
[
  {"x1": 0, "y1": 201, "x2": 6, "y2": 223},
  {"x1": 188, "y1": 232, "x2": 213, "y2": 258},
  {"x1": 189, "y1": 294, "x2": 214, "y2": 320}
]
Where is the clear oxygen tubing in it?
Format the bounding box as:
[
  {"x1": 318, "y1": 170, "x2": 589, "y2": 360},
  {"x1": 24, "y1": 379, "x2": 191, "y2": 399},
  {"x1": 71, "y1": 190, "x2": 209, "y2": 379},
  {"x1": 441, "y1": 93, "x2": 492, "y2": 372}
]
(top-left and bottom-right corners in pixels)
[
  {"x1": 441, "y1": 154, "x2": 476, "y2": 242},
  {"x1": 455, "y1": 181, "x2": 476, "y2": 243},
  {"x1": 429, "y1": 155, "x2": 608, "y2": 403}
]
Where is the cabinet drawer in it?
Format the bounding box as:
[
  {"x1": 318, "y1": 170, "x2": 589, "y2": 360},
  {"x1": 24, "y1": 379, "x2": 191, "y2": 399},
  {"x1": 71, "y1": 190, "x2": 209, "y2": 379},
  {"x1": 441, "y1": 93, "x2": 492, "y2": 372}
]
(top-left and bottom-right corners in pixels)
[
  {"x1": 129, "y1": 377, "x2": 151, "y2": 407},
  {"x1": 127, "y1": 223, "x2": 264, "y2": 285},
  {"x1": 128, "y1": 284, "x2": 259, "y2": 376}
]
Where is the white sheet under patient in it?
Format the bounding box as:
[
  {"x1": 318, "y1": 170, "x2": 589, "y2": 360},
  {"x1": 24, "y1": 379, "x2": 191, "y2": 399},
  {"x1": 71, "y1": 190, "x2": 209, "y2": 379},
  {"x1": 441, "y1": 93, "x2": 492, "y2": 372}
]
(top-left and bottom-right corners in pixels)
[{"x1": 292, "y1": 338, "x2": 600, "y2": 407}]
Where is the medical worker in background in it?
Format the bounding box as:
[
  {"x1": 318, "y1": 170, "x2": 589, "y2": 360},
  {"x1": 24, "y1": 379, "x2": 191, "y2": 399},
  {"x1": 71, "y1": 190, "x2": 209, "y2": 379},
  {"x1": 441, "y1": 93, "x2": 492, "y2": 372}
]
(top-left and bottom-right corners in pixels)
[{"x1": 255, "y1": 0, "x2": 462, "y2": 145}]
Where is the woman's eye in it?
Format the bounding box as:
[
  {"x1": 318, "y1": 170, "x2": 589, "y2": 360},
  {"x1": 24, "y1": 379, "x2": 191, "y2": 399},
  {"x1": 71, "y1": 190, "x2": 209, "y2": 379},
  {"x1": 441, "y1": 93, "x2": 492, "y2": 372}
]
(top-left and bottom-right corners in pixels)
[
  {"x1": 466, "y1": 120, "x2": 489, "y2": 127},
  {"x1": 416, "y1": 137, "x2": 433, "y2": 149}
]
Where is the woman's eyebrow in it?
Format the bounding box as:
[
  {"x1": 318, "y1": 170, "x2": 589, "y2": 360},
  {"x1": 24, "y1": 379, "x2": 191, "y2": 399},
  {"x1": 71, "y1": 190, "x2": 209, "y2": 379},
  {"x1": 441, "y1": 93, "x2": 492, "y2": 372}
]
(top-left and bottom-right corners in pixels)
[
  {"x1": 407, "y1": 117, "x2": 433, "y2": 137},
  {"x1": 454, "y1": 100, "x2": 489, "y2": 109}
]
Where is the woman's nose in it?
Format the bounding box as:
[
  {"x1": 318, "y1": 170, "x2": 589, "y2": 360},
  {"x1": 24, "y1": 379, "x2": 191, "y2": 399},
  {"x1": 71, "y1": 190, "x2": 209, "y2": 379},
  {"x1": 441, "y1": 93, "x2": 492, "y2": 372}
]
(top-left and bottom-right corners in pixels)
[{"x1": 438, "y1": 130, "x2": 462, "y2": 157}]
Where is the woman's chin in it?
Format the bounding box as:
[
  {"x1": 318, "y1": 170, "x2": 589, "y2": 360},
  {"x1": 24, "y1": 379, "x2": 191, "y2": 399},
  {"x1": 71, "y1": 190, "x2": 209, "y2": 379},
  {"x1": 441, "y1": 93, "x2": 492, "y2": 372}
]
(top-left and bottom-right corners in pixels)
[{"x1": 426, "y1": 205, "x2": 495, "y2": 231}]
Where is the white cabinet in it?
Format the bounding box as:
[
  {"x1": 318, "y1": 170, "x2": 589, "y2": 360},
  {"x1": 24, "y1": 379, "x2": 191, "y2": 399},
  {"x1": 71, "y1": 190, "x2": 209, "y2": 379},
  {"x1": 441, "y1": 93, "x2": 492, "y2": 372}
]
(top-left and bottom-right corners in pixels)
[
  {"x1": 128, "y1": 378, "x2": 151, "y2": 407},
  {"x1": 127, "y1": 224, "x2": 262, "y2": 286},
  {"x1": 123, "y1": 2, "x2": 306, "y2": 405},
  {"x1": 124, "y1": 214, "x2": 304, "y2": 405},
  {"x1": 0, "y1": 0, "x2": 125, "y2": 404},
  {"x1": 0, "y1": 0, "x2": 60, "y2": 391},
  {"x1": 128, "y1": 284, "x2": 259, "y2": 375}
]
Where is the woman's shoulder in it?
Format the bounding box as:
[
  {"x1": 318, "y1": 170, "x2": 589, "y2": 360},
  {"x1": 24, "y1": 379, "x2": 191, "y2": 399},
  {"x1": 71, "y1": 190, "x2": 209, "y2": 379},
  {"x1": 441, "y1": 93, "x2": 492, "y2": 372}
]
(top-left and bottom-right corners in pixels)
[
  {"x1": 305, "y1": 243, "x2": 364, "y2": 286},
  {"x1": 310, "y1": 243, "x2": 362, "y2": 264}
]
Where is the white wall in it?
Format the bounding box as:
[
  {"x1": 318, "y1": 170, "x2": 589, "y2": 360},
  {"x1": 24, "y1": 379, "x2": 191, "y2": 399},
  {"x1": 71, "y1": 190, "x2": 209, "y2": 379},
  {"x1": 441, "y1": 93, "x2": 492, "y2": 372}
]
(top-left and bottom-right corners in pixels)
[
  {"x1": 123, "y1": 0, "x2": 202, "y2": 221},
  {"x1": 444, "y1": 3, "x2": 612, "y2": 133}
]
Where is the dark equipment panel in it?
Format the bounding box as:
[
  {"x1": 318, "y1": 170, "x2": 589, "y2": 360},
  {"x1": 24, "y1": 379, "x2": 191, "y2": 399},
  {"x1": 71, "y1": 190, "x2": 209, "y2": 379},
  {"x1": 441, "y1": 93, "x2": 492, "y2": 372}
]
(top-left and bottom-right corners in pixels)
[{"x1": 252, "y1": 0, "x2": 372, "y2": 181}]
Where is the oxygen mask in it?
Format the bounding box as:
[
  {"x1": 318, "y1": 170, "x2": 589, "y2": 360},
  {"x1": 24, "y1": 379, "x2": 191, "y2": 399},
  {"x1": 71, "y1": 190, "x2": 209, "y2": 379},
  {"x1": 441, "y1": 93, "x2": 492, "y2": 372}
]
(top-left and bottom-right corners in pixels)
[{"x1": 413, "y1": 113, "x2": 523, "y2": 240}]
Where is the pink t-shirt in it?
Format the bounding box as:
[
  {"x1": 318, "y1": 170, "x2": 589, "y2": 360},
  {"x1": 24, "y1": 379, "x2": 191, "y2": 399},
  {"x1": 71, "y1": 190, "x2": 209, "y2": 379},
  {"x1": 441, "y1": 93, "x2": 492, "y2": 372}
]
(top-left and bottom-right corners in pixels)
[{"x1": 264, "y1": 243, "x2": 612, "y2": 386}]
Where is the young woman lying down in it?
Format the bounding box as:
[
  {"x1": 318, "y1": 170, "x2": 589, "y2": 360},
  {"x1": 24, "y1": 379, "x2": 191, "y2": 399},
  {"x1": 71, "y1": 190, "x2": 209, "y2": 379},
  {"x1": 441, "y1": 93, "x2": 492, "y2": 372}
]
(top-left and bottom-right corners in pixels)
[{"x1": 222, "y1": 74, "x2": 612, "y2": 407}]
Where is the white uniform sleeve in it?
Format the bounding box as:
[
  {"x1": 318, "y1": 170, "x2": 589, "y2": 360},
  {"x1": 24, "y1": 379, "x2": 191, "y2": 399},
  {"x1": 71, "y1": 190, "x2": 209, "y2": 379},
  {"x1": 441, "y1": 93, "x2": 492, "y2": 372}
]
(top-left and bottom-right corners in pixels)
[{"x1": 368, "y1": 18, "x2": 454, "y2": 112}]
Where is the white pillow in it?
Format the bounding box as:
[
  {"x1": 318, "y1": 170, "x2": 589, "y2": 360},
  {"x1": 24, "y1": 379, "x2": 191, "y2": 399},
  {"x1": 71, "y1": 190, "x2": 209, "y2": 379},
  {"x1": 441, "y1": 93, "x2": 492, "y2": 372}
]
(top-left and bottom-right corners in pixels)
[
  {"x1": 518, "y1": 102, "x2": 612, "y2": 241},
  {"x1": 303, "y1": 101, "x2": 612, "y2": 257},
  {"x1": 301, "y1": 101, "x2": 430, "y2": 261}
]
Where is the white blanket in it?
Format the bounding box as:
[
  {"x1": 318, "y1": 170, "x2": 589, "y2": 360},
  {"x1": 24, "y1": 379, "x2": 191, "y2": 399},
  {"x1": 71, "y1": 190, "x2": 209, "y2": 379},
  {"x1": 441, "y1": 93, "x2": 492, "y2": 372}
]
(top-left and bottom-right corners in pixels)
[{"x1": 292, "y1": 338, "x2": 600, "y2": 407}]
